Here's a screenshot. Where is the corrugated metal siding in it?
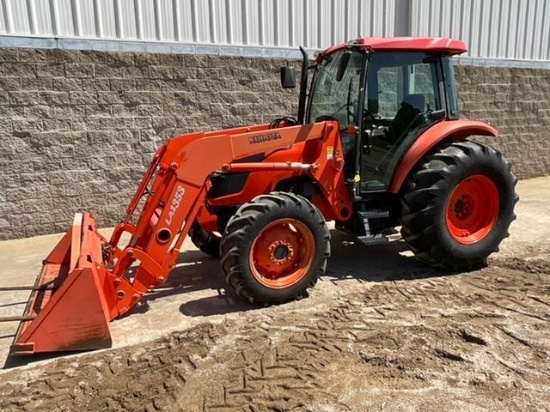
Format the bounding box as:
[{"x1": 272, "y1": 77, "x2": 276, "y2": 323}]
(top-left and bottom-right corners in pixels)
[
  {"x1": 0, "y1": 0, "x2": 548, "y2": 61},
  {"x1": 411, "y1": 0, "x2": 550, "y2": 61},
  {"x1": 0, "y1": 0, "x2": 396, "y2": 50}
]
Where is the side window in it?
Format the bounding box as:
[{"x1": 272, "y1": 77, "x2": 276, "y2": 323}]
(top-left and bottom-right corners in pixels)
[
  {"x1": 377, "y1": 66, "x2": 403, "y2": 118},
  {"x1": 409, "y1": 63, "x2": 438, "y2": 111},
  {"x1": 442, "y1": 57, "x2": 459, "y2": 118},
  {"x1": 361, "y1": 52, "x2": 444, "y2": 192},
  {"x1": 366, "y1": 55, "x2": 439, "y2": 121}
]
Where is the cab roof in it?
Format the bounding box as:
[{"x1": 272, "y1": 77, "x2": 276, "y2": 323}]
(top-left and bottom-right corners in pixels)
[{"x1": 317, "y1": 37, "x2": 467, "y2": 61}]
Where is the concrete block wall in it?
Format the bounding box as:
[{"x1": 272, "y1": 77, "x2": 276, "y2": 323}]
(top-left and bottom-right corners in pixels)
[
  {"x1": 0, "y1": 47, "x2": 548, "y2": 240},
  {"x1": 455, "y1": 65, "x2": 550, "y2": 179},
  {"x1": 0, "y1": 48, "x2": 297, "y2": 240}
]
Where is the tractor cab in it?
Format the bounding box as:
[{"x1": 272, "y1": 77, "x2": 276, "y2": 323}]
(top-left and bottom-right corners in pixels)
[{"x1": 305, "y1": 38, "x2": 464, "y2": 194}]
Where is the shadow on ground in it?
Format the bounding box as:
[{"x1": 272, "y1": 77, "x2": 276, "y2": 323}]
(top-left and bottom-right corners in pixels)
[
  {"x1": 326, "y1": 230, "x2": 446, "y2": 282},
  {"x1": 132, "y1": 230, "x2": 456, "y2": 317},
  {"x1": 2, "y1": 230, "x2": 457, "y2": 369}
]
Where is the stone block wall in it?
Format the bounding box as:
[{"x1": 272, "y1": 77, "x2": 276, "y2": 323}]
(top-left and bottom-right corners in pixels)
[
  {"x1": 0, "y1": 47, "x2": 548, "y2": 240},
  {"x1": 455, "y1": 65, "x2": 550, "y2": 179},
  {"x1": 0, "y1": 48, "x2": 298, "y2": 240}
]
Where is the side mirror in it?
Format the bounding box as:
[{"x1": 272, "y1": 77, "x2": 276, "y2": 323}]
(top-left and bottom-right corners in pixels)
[{"x1": 280, "y1": 66, "x2": 296, "y2": 88}]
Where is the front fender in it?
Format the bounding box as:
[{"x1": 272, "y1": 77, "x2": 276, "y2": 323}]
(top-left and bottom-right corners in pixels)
[{"x1": 389, "y1": 120, "x2": 498, "y2": 193}]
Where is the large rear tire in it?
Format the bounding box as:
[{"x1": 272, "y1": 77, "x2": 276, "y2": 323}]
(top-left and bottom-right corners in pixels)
[
  {"x1": 220, "y1": 192, "x2": 330, "y2": 304},
  {"x1": 400, "y1": 141, "x2": 518, "y2": 270}
]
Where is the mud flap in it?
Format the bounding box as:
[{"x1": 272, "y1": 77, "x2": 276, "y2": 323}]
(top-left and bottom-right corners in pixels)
[{"x1": 10, "y1": 213, "x2": 113, "y2": 355}]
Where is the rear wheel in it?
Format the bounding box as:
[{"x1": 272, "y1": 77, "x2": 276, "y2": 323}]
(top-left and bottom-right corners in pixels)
[
  {"x1": 220, "y1": 192, "x2": 330, "y2": 304},
  {"x1": 400, "y1": 141, "x2": 518, "y2": 270}
]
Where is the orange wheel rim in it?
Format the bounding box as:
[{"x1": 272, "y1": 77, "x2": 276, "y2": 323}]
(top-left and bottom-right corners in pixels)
[
  {"x1": 249, "y1": 219, "x2": 315, "y2": 289},
  {"x1": 446, "y1": 174, "x2": 499, "y2": 245}
]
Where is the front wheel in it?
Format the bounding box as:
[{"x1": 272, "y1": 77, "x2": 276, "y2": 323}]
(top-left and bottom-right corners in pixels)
[
  {"x1": 220, "y1": 192, "x2": 330, "y2": 304},
  {"x1": 400, "y1": 141, "x2": 518, "y2": 270}
]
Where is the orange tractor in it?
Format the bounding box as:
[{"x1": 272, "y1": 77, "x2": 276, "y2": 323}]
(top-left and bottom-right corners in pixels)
[{"x1": 3, "y1": 37, "x2": 517, "y2": 355}]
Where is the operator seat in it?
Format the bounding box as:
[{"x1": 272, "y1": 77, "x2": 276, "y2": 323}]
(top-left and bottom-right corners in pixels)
[{"x1": 385, "y1": 93, "x2": 425, "y2": 143}]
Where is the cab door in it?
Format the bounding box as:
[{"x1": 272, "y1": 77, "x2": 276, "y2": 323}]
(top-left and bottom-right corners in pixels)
[{"x1": 360, "y1": 52, "x2": 445, "y2": 192}]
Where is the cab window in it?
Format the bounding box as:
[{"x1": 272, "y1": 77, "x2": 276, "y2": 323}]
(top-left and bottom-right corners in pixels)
[
  {"x1": 308, "y1": 50, "x2": 364, "y2": 127},
  {"x1": 361, "y1": 52, "x2": 443, "y2": 191}
]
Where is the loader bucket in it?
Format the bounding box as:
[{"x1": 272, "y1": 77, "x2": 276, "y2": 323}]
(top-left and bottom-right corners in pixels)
[{"x1": 9, "y1": 213, "x2": 113, "y2": 355}]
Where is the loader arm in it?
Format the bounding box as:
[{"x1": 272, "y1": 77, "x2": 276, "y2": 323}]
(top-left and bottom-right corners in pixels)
[
  {"x1": 4, "y1": 121, "x2": 349, "y2": 355},
  {"x1": 6, "y1": 120, "x2": 348, "y2": 355},
  {"x1": 100, "y1": 121, "x2": 345, "y2": 320}
]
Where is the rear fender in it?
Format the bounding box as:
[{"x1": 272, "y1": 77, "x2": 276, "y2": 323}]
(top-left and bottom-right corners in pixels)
[{"x1": 389, "y1": 120, "x2": 498, "y2": 194}]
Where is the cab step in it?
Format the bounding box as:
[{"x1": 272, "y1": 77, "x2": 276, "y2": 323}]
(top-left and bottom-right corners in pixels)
[
  {"x1": 357, "y1": 233, "x2": 389, "y2": 244},
  {"x1": 357, "y1": 209, "x2": 391, "y2": 245},
  {"x1": 357, "y1": 210, "x2": 390, "y2": 219}
]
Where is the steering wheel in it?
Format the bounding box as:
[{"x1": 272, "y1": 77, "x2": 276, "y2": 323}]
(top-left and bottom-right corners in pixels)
[{"x1": 315, "y1": 115, "x2": 339, "y2": 123}]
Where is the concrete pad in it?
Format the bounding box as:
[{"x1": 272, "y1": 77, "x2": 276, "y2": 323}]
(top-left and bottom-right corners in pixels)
[
  {"x1": 0, "y1": 176, "x2": 548, "y2": 367},
  {"x1": 497, "y1": 176, "x2": 550, "y2": 258}
]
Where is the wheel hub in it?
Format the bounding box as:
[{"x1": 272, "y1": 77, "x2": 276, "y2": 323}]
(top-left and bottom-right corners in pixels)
[
  {"x1": 269, "y1": 241, "x2": 295, "y2": 265},
  {"x1": 249, "y1": 218, "x2": 315, "y2": 288},
  {"x1": 453, "y1": 197, "x2": 471, "y2": 219},
  {"x1": 446, "y1": 174, "x2": 499, "y2": 244}
]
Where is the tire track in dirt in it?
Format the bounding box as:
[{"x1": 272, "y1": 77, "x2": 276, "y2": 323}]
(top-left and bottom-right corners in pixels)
[
  {"x1": 0, "y1": 264, "x2": 549, "y2": 411},
  {"x1": 191, "y1": 266, "x2": 550, "y2": 411}
]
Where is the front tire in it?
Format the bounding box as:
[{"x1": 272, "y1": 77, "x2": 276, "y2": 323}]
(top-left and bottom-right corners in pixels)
[
  {"x1": 401, "y1": 141, "x2": 518, "y2": 270},
  {"x1": 220, "y1": 192, "x2": 330, "y2": 304}
]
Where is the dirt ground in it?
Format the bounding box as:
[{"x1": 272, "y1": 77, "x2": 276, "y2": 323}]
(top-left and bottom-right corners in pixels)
[{"x1": 0, "y1": 177, "x2": 549, "y2": 412}]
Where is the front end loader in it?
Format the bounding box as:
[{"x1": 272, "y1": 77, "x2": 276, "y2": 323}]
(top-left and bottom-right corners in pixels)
[
  {"x1": 4, "y1": 121, "x2": 350, "y2": 354},
  {"x1": 1, "y1": 37, "x2": 517, "y2": 355}
]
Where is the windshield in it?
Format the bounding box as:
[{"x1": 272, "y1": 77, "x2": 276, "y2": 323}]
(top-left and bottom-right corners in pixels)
[{"x1": 307, "y1": 50, "x2": 364, "y2": 127}]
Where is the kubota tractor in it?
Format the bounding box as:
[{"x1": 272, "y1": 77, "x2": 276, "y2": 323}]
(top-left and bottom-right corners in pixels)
[{"x1": 2, "y1": 37, "x2": 517, "y2": 355}]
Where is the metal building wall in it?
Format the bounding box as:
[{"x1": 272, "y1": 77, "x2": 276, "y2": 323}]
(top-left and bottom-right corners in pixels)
[
  {"x1": 410, "y1": 0, "x2": 550, "y2": 61},
  {"x1": 0, "y1": 0, "x2": 397, "y2": 50},
  {"x1": 0, "y1": 0, "x2": 548, "y2": 61}
]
